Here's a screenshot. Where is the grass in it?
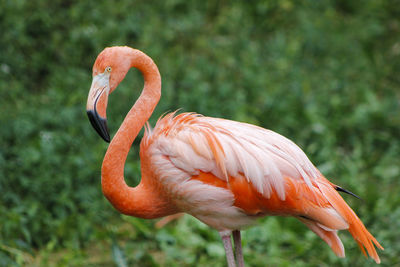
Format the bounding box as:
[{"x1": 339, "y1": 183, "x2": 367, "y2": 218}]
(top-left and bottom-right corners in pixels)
[{"x1": 1, "y1": 0, "x2": 399, "y2": 266}]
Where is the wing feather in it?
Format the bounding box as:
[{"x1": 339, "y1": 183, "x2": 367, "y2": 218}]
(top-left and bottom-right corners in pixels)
[{"x1": 146, "y1": 113, "x2": 321, "y2": 200}]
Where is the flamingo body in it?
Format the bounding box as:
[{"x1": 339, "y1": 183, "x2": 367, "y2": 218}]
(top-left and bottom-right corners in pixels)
[{"x1": 86, "y1": 46, "x2": 383, "y2": 265}]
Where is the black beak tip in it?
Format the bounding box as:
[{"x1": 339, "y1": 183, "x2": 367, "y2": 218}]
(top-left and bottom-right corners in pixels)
[
  {"x1": 87, "y1": 110, "x2": 110, "y2": 143},
  {"x1": 103, "y1": 133, "x2": 111, "y2": 143}
]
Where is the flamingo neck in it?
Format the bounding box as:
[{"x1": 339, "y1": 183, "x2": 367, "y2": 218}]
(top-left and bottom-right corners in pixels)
[{"x1": 101, "y1": 49, "x2": 173, "y2": 218}]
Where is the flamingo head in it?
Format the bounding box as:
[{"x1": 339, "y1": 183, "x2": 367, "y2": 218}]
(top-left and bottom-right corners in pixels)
[{"x1": 86, "y1": 46, "x2": 134, "y2": 142}]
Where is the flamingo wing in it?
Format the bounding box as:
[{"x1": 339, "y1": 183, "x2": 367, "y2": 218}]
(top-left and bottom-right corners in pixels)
[
  {"x1": 144, "y1": 112, "x2": 321, "y2": 200},
  {"x1": 143, "y1": 112, "x2": 336, "y2": 229}
]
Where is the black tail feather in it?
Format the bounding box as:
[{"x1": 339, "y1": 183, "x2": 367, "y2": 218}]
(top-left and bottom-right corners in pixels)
[{"x1": 335, "y1": 186, "x2": 362, "y2": 200}]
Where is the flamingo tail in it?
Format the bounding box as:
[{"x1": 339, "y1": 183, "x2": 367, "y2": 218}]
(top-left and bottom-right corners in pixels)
[
  {"x1": 318, "y1": 181, "x2": 383, "y2": 263},
  {"x1": 299, "y1": 217, "x2": 345, "y2": 257}
]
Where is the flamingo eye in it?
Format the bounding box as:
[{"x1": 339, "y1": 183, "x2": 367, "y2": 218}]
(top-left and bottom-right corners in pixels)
[{"x1": 105, "y1": 66, "x2": 112, "y2": 73}]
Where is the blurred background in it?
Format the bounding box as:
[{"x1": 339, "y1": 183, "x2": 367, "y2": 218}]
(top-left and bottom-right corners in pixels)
[{"x1": 1, "y1": 0, "x2": 399, "y2": 266}]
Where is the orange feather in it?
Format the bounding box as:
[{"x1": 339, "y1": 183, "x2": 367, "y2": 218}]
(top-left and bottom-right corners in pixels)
[{"x1": 192, "y1": 171, "x2": 383, "y2": 262}]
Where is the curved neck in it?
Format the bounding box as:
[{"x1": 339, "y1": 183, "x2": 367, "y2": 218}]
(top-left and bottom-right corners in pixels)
[{"x1": 101, "y1": 49, "x2": 173, "y2": 218}]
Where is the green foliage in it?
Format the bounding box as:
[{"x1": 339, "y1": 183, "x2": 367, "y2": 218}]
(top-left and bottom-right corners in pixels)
[{"x1": 1, "y1": 0, "x2": 399, "y2": 266}]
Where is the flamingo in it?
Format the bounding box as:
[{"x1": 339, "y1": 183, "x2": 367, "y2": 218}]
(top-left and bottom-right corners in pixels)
[{"x1": 86, "y1": 46, "x2": 383, "y2": 266}]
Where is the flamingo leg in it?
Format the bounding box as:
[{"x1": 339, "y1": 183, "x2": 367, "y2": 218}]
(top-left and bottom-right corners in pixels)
[
  {"x1": 220, "y1": 231, "x2": 236, "y2": 267},
  {"x1": 233, "y1": 230, "x2": 245, "y2": 267},
  {"x1": 154, "y1": 213, "x2": 184, "y2": 228}
]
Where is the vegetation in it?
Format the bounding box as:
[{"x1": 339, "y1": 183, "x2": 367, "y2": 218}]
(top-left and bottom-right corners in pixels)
[{"x1": 1, "y1": 0, "x2": 399, "y2": 266}]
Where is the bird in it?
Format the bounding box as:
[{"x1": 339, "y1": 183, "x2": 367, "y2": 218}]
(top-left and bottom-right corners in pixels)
[{"x1": 86, "y1": 46, "x2": 383, "y2": 266}]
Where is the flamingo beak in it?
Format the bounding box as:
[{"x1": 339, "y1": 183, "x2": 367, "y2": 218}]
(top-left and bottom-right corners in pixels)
[{"x1": 86, "y1": 73, "x2": 111, "y2": 143}]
